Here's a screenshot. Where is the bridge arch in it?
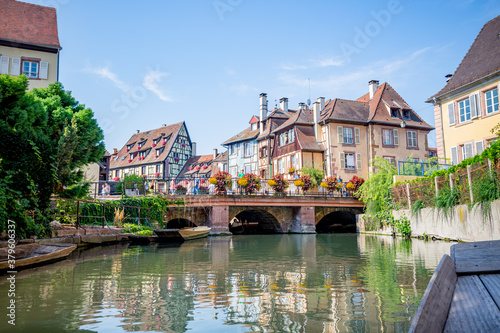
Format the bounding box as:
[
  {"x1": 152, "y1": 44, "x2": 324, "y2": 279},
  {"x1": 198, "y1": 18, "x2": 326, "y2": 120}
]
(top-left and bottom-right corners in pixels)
[
  {"x1": 165, "y1": 218, "x2": 197, "y2": 229},
  {"x1": 230, "y1": 209, "x2": 282, "y2": 234},
  {"x1": 316, "y1": 210, "x2": 357, "y2": 233}
]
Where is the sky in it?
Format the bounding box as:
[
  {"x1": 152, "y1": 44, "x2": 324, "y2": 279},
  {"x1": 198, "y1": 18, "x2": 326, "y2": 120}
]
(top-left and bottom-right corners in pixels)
[{"x1": 24, "y1": 0, "x2": 500, "y2": 155}]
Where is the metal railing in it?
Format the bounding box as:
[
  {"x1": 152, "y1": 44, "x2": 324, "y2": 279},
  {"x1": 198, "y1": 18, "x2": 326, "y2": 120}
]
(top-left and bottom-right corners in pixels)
[
  {"x1": 87, "y1": 177, "x2": 359, "y2": 199},
  {"x1": 397, "y1": 160, "x2": 451, "y2": 177}
]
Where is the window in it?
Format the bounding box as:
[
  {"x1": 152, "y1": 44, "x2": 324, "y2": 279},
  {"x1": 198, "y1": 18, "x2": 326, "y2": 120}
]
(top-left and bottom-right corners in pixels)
[
  {"x1": 261, "y1": 146, "x2": 267, "y2": 158},
  {"x1": 459, "y1": 98, "x2": 471, "y2": 122},
  {"x1": 343, "y1": 127, "x2": 354, "y2": 144},
  {"x1": 382, "y1": 129, "x2": 399, "y2": 146},
  {"x1": 384, "y1": 156, "x2": 396, "y2": 166},
  {"x1": 450, "y1": 147, "x2": 458, "y2": 165},
  {"x1": 156, "y1": 147, "x2": 164, "y2": 157},
  {"x1": 244, "y1": 142, "x2": 253, "y2": 157},
  {"x1": 486, "y1": 88, "x2": 499, "y2": 114},
  {"x1": 402, "y1": 110, "x2": 410, "y2": 120},
  {"x1": 291, "y1": 154, "x2": 298, "y2": 168},
  {"x1": 142, "y1": 166, "x2": 146, "y2": 175},
  {"x1": 279, "y1": 129, "x2": 295, "y2": 146},
  {"x1": 391, "y1": 109, "x2": 400, "y2": 118},
  {"x1": 278, "y1": 158, "x2": 284, "y2": 174},
  {"x1": 462, "y1": 142, "x2": 474, "y2": 161},
  {"x1": 129, "y1": 153, "x2": 134, "y2": 160},
  {"x1": 244, "y1": 165, "x2": 252, "y2": 174},
  {"x1": 230, "y1": 144, "x2": 236, "y2": 155},
  {"x1": 156, "y1": 165, "x2": 160, "y2": 172},
  {"x1": 115, "y1": 170, "x2": 120, "y2": 178},
  {"x1": 407, "y1": 130, "x2": 418, "y2": 148},
  {"x1": 22, "y1": 61, "x2": 38, "y2": 78},
  {"x1": 251, "y1": 123, "x2": 258, "y2": 131},
  {"x1": 345, "y1": 153, "x2": 355, "y2": 170}
]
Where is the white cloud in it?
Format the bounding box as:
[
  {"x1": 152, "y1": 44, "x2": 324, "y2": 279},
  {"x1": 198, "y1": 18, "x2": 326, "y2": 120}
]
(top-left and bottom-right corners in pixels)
[
  {"x1": 280, "y1": 63, "x2": 309, "y2": 71},
  {"x1": 87, "y1": 66, "x2": 131, "y2": 93},
  {"x1": 143, "y1": 70, "x2": 173, "y2": 102},
  {"x1": 314, "y1": 57, "x2": 345, "y2": 67}
]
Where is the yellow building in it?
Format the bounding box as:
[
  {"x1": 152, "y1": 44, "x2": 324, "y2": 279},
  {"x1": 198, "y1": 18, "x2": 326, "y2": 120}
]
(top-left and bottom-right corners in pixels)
[
  {"x1": 428, "y1": 15, "x2": 500, "y2": 165},
  {"x1": 0, "y1": 0, "x2": 61, "y2": 89}
]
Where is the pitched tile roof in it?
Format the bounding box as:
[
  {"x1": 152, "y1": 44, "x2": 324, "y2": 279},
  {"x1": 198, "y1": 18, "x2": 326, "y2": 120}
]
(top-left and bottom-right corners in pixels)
[
  {"x1": 272, "y1": 109, "x2": 314, "y2": 133},
  {"x1": 0, "y1": 0, "x2": 61, "y2": 49},
  {"x1": 321, "y1": 82, "x2": 433, "y2": 130},
  {"x1": 110, "y1": 122, "x2": 184, "y2": 169},
  {"x1": 296, "y1": 126, "x2": 324, "y2": 151},
  {"x1": 429, "y1": 15, "x2": 500, "y2": 100},
  {"x1": 176, "y1": 154, "x2": 215, "y2": 179},
  {"x1": 221, "y1": 126, "x2": 260, "y2": 145}
]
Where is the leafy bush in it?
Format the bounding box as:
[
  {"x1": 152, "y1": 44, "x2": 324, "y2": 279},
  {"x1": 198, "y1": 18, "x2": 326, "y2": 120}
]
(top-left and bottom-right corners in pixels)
[
  {"x1": 435, "y1": 187, "x2": 460, "y2": 216},
  {"x1": 394, "y1": 215, "x2": 411, "y2": 238}
]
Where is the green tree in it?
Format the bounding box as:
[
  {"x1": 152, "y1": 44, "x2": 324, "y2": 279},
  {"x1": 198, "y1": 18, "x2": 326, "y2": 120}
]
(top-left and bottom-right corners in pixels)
[
  {"x1": 356, "y1": 157, "x2": 397, "y2": 227},
  {"x1": 0, "y1": 75, "x2": 104, "y2": 237},
  {"x1": 300, "y1": 165, "x2": 324, "y2": 187}
]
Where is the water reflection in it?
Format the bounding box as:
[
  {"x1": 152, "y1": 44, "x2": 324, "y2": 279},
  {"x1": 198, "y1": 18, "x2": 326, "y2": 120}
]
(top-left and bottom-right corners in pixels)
[{"x1": 0, "y1": 235, "x2": 450, "y2": 333}]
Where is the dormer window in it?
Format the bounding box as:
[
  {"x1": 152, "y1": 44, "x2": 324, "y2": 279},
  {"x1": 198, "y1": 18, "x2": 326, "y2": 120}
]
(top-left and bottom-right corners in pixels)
[
  {"x1": 391, "y1": 109, "x2": 400, "y2": 118},
  {"x1": 251, "y1": 123, "x2": 258, "y2": 131},
  {"x1": 127, "y1": 143, "x2": 135, "y2": 151},
  {"x1": 402, "y1": 110, "x2": 410, "y2": 120}
]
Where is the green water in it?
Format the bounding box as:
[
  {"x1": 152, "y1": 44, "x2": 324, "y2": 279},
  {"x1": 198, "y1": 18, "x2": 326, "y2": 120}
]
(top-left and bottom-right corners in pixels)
[{"x1": 0, "y1": 234, "x2": 450, "y2": 333}]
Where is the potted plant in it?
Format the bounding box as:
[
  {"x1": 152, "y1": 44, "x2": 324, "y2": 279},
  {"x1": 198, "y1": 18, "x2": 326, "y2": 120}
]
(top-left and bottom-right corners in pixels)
[
  {"x1": 154, "y1": 172, "x2": 160, "y2": 178},
  {"x1": 195, "y1": 165, "x2": 200, "y2": 171},
  {"x1": 175, "y1": 184, "x2": 186, "y2": 195},
  {"x1": 151, "y1": 142, "x2": 156, "y2": 147},
  {"x1": 188, "y1": 166, "x2": 193, "y2": 171},
  {"x1": 300, "y1": 174, "x2": 314, "y2": 193},
  {"x1": 240, "y1": 173, "x2": 261, "y2": 194},
  {"x1": 268, "y1": 174, "x2": 289, "y2": 195},
  {"x1": 161, "y1": 140, "x2": 166, "y2": 145},
  {"x1": 127, "y1": 158, "x2": 132, "y2": 163},
  {"x1": 113, "y1": 177, "x2": 120, "y2": 181},
  {"x1": 288, "y1": 167, "x2": 296, "y2": 175},
  {"x1": 211, "y1": 171, "x2": 232, "y2": 195},
  {"x1": 322, "y1": 176, "x2": 342, "y2": 193}
]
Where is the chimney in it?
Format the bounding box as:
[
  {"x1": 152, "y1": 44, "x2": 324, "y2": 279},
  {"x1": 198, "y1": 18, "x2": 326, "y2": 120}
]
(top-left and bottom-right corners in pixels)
[
  {"x1": 259, "y1": 93, "x2": 267, "y2": 134},
  {"x1": 112, "y1": 148, "x2": 118, "y2": 155},
  {"x1": 192, "y1": 142, "x2": 196, "y2": 156},
  {"x1": 136, "y1": 130, "x2": 140, "y2": 133},
  {"x1": 280, "y1": 97, "x2": 289, "y2": 113},
  {"x1": 313, "y1": 102, "x2": 321, "y2": 141},
  {"x1": 317, "y1": 97, "x2": 325, "y2": 111},
  {"x1": 162, "y1": 123, "x2": 166, "y2": 126},
  {"x1": 368, "y1": 80, "x2": 379, "y2": 99},
  {"x1": 445, "y1": 74, "x2": 453, "y2": 83},
  {"x1": 213, "y1": 148, "x2": 218, "y2": 158},
  {"x1": 299, "y1": 102, "x2": 306, "y2": 111}
]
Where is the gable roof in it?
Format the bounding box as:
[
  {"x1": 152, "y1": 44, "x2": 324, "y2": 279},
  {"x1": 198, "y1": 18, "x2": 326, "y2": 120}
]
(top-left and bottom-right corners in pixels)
[
  {"x1": 296, "y1": 126, "x2": 324, "y2": 151},
  {"x1": 429, "y1": 15, "x2": 500, "y2": 100},
  {"x1": 110, "y1": 122, "x2": 184, "y2": 169},
  {"x1": 321, "y1": 82, "x2": 433, "y2": 130},
  {"x1": 221, "y1": 126, "x2": 260, "y2": 145},
  {"x1": 0, "y1": 0, "x2": 61, "y2": 49},
  {"x1": 177, "y1": 154, "x2": 216, "y2": 179},
  {"x1": 272, "y1": 109, "x2": 314, "y2": 133}
]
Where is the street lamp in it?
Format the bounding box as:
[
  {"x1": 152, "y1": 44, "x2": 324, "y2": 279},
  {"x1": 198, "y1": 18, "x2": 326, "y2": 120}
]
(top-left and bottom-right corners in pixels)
[{"x1": 400, "y1": 120, "x2": 406, "y2": 128}]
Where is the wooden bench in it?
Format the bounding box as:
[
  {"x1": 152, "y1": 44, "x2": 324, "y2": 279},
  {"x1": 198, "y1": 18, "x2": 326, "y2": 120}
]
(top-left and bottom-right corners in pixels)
[{"x1": 410, "y1": 240, "x2": 500, "y2": 333}]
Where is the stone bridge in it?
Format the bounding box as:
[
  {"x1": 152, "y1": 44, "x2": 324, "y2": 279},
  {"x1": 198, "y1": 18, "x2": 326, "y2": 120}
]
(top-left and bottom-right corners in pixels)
[{"x1": 161, "y1": 196, "x2": 364, "y2": 234}]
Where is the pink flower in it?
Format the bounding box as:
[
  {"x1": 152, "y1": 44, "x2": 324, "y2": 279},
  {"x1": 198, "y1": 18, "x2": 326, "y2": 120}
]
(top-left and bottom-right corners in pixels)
[
  {"x1": 155, "y1": 172, "x2": 160, "y2": 177},
  {"x1": 202, "y1": 165, "x2": 208, "y2": 170},
  {"x1": 113, "y1": 177, "x2": 120, "y2": 181},
  {"x1": 151, "y1": 143, "x2": 156, "y2": 147},
  {"x1": 188, "y1": 166, "x2": 193, "y2": 171},
  {"x1": 127, "y1": 159, "x2": 132, "y2": 163},
  {"x1": 161, "y1": 140, "x2": 166, "y2": 145},
  {"x1": 195, "y1": 165, "x2": 200, "y2": 171}
]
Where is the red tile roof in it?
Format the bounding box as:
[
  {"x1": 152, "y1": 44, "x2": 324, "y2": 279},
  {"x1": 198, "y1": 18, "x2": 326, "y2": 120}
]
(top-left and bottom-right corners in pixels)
[
  {"x1": 110, "y1": 122, "x2": 184, "y2": 169},
  {"x1": 272, "y1": 109, "x2": 314, "y2": 133},
  {"x1": 221, "y1": 126, "x2": 260, "y2": 145},
  {"x1": 429, "y1": 15, "x2": 500, "y2": 100},
  {"x1": 176, "y1": 154, "x2": 220, "y2": 179},
  {"x1": 0, "y1": 0, "x2": 61, "y2": 49},
  {"x1": 296, "y1": 126, "x2": 324, "y2": 151}
]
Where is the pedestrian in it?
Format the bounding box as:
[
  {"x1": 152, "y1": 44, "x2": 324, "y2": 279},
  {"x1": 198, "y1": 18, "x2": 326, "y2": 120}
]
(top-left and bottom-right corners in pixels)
[
  {"x1": 194, "y1": 177, "x2": 200, "y2": 195},
  {"x1": 170, "y1": 179, "x2": 176, "y2": 195},
  {"x1": 104, "y1": 182, "x2": 110, "y2": 196},
  {"x1": 208, "y1": 182, "x2": 215, "y2": 195},
  {"x1": 186, "y1": 180, "x2": 193, "y2": 195},
  {"x1": 238, "y1": 169, "x2": 245, "y2": 178}
]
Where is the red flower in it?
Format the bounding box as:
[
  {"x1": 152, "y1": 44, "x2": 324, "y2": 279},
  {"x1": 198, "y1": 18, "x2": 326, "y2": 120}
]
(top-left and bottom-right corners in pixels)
[
  {"x1": 151, "y1": 143, "x2": 156, "y2": 147},
  {"x1": 127, "y1": 159, "x2": 132, "y2": 163},
  {"x1": 113, "y1": 177, "x2": 120, "y2": 181},
  {"x1": 161, "y1": 140, "x2": 166, "y2": 145},
  {"x1": 154, "y1": 172, "x2": 160, "y2": 177}
]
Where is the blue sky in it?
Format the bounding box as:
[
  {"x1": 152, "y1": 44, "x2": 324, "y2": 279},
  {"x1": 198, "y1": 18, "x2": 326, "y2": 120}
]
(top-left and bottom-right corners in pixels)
[{"x1": 26, "y1": 0, "x2": 500, "y2": 155}]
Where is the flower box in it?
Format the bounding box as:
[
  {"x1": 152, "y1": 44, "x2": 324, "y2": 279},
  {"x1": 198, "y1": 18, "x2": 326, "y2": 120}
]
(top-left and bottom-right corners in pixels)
[
  {"x1": 113, "y1": 177, "x2": 120, "y2": 181},
  {"x1": 154, "y1": 172, "x2": 160, "y2": 177}
]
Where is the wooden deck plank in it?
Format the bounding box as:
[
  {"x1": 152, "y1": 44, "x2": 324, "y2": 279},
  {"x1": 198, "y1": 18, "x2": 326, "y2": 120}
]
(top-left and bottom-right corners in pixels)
[
  {"x1": 444, "y1": 276, "x2": 500, "y2": 332},
  {"x1": 451, "y1": 240, "x2": 500, "y2": 274},
  {"x1": 480, "y1": 274, "x2": 500, "y2": 310},
  {"x1": 409, "y1": 255, "x2": 457, "y2": 333}
]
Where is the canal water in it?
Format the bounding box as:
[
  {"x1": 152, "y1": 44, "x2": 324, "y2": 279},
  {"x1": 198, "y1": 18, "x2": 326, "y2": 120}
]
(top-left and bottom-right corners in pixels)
[{"x1": 0, "y1": 234, "x2": 451, "y2": 333}]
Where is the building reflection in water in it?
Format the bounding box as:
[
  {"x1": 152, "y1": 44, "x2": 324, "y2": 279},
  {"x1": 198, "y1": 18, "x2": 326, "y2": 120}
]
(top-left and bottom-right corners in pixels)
[{"x1": 0, "y1": 234, "x2": 449, "y2": 333}]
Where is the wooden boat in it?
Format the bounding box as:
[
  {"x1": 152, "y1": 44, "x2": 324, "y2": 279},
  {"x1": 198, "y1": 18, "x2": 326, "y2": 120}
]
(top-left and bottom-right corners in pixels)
[
  {"x1": 0, "y1": 243, "x2": 77, "y2": 271},
  {"x1": 154, "y1": 226, "x2": 211, "y2": 241}
]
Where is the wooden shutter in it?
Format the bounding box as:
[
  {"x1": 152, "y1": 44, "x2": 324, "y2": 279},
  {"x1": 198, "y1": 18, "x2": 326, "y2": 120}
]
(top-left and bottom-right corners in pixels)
[
  {"x1": 0, "y1": 56, "x2": 9, "y2": 74},
  {"x1": 393, "y1": 129, "x2": 399, "y2": 146},
  {"x1": 448, "y1": 103, "x2": 455, "y2": 125},
  {"x1": 39, "y1": 61, "x2": 48, "y2": 79},
  {"x1": 11, "y1": 57, "x2": 20, "y2": 76},
  {"x1": 476, "y1": 141, "x2": 484, "y2": 155},
  {"x1": 356, "y1": 153, "x2": 362, "y2": 170},
  {"x1": 340, "y1": 152, "x2": 345, "y2": 169},
  {"x1": 355, "y1": 127, "x2": 360, "y2": 144},
  {"x1": 470, "y1": 93, "x2": 480, "y2": 118},
  {"x1": 450, "y1": 146, "x2": 458, "y2": 165},
  {"x1": 464, "y1": 142, "x2": 473, "y2": 159},
  {"x1": 337, "y1": 126, "x2": 343, "y2": 143}
]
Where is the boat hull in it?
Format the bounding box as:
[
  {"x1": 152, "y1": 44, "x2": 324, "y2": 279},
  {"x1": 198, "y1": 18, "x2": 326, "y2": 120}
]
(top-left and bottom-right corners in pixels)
[
  {"x1": 0, "y1": 243, "x2": 77, "y2": 272},
  {"x1": 154, "y1": 226, "x2": 211, "y2": 241}
]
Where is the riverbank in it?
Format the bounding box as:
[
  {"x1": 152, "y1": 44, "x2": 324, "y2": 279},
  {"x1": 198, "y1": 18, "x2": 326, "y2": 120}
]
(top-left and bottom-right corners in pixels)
[{"x1": 357, "y1": 198, "x2": 500, "y2": 242}]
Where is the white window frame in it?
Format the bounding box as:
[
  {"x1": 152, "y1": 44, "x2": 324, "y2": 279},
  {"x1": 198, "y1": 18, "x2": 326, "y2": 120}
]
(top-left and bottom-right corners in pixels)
[
  {"x1": 458, "y1": 98, "x2": 471, "y2": 123},
  {"x1": 407, "y1": 130, "x2": 418, "y2": 148},
  {"x1": 448, "y1": 103, "x2": 456, "y2": 126},
  {"x1": 343, "y1": 127, "x2": 354, "y2": 144},
  {"x1": 354, "y1": 127, "x2": 360, "y2": 145},
  {"x1": 345, "y1": 153, "x2": 355, "y2": 170},
  {"x1": 450, "y1": 146, "x2": 458, "y2": 165},
  {"x1": 462, "y1": 142, "x2": 474, "y2": 161},
  {"x1": 475, "y1": 141, "x2": 484, "y2": 156},
  {"x1": 22, "y1": 60, "x2": 39, "y2": 78},
  {"x1": 382, "y1": 129, "x2": 393, "y2": 146},
  {"x1": 485, "y1": 88, "x2": 499, "y2": 115},
  {"x1": 244, "y1": 142, "x2": 253, "y2": 157}
]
